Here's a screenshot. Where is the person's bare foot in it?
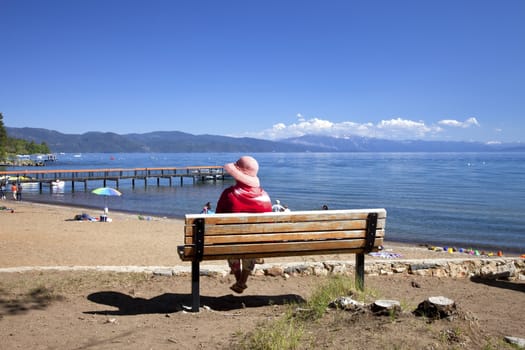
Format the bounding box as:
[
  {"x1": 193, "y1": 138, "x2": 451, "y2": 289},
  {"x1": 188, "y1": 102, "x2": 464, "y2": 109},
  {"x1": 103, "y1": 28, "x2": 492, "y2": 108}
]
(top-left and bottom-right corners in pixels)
[{"x1": 230, "y1": 282, "x2": 247, "y2": 294}]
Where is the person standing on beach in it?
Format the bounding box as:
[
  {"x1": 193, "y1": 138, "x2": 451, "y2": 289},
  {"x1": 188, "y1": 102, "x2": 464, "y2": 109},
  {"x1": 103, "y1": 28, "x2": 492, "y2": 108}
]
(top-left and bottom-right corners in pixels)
[
  {"x1": 16, "y1": 183, "x2": 22, "y2": 201},
  {"x1": 216, "y1": 155, "x2": 272, "y2": 294},
  {"x1": 0, "y1": 182, "x2": 6, "y2": 200},
  {"x1": 10, "y1": 182, "x2": 17, "y2": 200}
]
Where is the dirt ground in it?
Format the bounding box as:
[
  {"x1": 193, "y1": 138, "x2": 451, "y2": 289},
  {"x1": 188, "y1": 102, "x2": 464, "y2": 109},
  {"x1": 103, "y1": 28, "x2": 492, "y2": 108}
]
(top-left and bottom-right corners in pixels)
[
  {"x1": 1, "y1": 271, "x2": 524, "y2": 349},
  {"x1": 1, "y1": 202, "x2": 524, "y2": 349}
]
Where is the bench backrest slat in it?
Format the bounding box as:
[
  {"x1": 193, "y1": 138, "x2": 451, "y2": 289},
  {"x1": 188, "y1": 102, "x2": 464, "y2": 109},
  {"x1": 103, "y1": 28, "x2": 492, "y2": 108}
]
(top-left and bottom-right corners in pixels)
[
  {"x1": 184, "y1": 218, "x2": 386, "y2": 237},
  {"x1": 186, "y1": 209, "x2": 383, "y2": 224},
  {"x1": 200, "y1": 228, "x2": 385, "y2": 244}
]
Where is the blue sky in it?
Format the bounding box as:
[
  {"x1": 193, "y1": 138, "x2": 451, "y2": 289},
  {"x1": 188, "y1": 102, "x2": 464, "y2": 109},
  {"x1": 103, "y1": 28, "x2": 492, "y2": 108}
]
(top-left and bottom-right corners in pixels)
[{"x1": 1, "y1": 0, "x2": 524, "y2": 143}]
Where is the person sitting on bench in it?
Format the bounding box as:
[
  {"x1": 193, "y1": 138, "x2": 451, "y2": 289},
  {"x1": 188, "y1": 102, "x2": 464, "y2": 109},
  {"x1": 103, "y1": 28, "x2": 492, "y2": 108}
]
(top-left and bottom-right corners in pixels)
[{"x1": 216, "y1": 155, "x2": 273, "y2": 294}]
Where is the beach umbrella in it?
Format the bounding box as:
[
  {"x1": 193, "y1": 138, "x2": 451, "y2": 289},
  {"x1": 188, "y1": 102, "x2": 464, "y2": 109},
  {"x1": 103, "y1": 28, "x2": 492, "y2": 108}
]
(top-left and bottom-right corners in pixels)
[{"x1": 91, "y1": 187, "x2": 122, "y2": 213}]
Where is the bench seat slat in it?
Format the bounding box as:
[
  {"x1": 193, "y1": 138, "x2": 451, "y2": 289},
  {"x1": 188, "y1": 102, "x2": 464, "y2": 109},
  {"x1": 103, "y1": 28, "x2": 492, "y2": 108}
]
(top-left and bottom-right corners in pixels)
[{"x1": 178, "y1": 237, "x2": 384, "y2": 261}]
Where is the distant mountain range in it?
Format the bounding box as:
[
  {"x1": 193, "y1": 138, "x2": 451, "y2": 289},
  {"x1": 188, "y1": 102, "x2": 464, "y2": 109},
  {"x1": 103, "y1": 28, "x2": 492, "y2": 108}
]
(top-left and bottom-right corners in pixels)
[{"x1": 6, "y1": 127, "x2": 524, "y2": 153}]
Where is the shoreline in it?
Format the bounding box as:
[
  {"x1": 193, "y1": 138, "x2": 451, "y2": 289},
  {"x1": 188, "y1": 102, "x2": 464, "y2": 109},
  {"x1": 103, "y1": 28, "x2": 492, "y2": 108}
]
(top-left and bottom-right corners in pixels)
[
  {"x1": 17, "y1": 194, "x2": 525, "y2": 256},
  {"x1": 16, "y1": 195, "x2": 185, "y2": 219},
  {"x1": 1, "y1": 201, "x2": 522, "y2": 272}
]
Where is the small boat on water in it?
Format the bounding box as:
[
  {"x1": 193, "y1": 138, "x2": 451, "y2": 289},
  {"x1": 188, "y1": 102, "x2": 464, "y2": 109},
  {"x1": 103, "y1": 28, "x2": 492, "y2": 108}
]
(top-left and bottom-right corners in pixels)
[
  {"x1": 203, "y1": 174, "x2": 224, "y2": 181},
  {"x1": 0, "y1": 175, "x2": 34, "y2": 183},
  {"x1": 51, "y1": 179, "x2": 65, "y2": 188},
  {"x1": 50, "y1": 179, "x2": 65, "y2": 193}
]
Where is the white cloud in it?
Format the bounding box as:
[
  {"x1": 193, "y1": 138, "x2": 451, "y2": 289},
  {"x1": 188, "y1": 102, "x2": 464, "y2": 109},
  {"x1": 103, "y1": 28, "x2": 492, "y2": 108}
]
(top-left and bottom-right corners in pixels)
[
  {"x1": 246, "y1": 115, "x2": 449, "y2": 140},
  {"x1": 273, "y1": 123, "x2": 286, "y2": 130},
  {"x1": 437, "y1": 119, "x2": 462, "y2": 127},
  {"x1": 376, "y1": 118, "x2": 441, "y2": 139},
  {"x1": 261, "y1": 118, "x2": 333, "y2": 139},
  {"x1": 438, "y1": 117, "x2": 480, "y2": 128}
]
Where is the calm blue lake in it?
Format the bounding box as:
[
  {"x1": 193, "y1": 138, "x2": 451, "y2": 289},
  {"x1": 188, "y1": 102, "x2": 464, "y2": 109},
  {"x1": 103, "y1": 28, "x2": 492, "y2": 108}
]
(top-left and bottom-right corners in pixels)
[{"x1": 12, "y1": 152, "x2": 525, "y2": 254}]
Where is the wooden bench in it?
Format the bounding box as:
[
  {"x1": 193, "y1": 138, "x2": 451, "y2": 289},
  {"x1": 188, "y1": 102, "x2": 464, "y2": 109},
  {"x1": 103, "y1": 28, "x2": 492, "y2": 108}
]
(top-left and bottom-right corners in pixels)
[{"x1": 178, "y1": 208, "x2": 387, "y2": 312}]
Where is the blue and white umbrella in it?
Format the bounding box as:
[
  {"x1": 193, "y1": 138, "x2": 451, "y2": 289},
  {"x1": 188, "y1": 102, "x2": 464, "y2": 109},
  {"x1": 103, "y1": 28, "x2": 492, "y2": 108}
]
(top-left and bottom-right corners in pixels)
[{"x1": 91, "y1": 187, "x2": 122, "y2": 212}]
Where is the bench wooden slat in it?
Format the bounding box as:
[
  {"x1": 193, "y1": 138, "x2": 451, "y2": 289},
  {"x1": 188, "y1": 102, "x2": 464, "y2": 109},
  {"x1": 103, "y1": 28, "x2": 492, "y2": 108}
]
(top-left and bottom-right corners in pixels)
[
  {"x1": 184, "y1": 218, "x2": 386, "y2": 237},
  {"x1": 179, "y1": 237, "x2": 384, "y2": 261},
  {"x1": 185, "y1": 209, "x2": 385, "y2": 225},
  {"x1": 184, "y1": 228, "x2": 384, "y2": 245}
]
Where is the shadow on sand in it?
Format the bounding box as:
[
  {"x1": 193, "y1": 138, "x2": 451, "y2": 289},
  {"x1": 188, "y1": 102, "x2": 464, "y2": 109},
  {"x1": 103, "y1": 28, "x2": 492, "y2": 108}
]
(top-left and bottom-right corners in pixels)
[
  {"x1": 85, "y1": 291, "x2": 305, "y2": 315},
  {"x1": 470, "y1": 276, "x2": 525, "y2": 293}
]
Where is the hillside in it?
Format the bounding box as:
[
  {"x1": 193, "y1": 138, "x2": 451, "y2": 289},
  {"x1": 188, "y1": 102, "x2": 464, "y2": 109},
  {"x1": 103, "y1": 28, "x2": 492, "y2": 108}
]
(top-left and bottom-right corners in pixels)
[
  {"x1": 5, "y1": 128, "x2": 324, "y2": 153},
  {"x1": 6, "y1": 127, "x2": 521, "y2": 153}
]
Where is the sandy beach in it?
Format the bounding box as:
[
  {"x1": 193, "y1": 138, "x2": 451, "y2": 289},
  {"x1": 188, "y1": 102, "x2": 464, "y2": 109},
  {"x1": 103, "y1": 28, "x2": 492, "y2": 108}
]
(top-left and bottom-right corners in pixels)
[
  {"x1": 1, "y1": 201, "x2": 524, "y2": 349},
  {"x1": 0, "y1": 201, "x2": 186, "y2": 268},
  {"x1": 0, "y1": 201, "x2": 448, "y2": 269}
]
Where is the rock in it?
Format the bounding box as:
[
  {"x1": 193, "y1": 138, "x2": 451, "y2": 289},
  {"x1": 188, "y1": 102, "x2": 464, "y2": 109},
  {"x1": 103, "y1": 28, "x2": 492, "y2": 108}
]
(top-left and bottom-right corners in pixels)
[
  {"x1": 266, "y1": 266, "x2": 284, "y2": 277},
  {"x1": 431, "y1": 268, "x2": 448, "y2": 278},
  {"x1": 448, "y1": 262, "x2": 470, "y2": 278},
  {"x1": 283, "y1": 264, "x2": 309, "y2": 275},
  {"x1": 393, "y1": 266, "x2": 406, "y2": 273},
  {"x1": 504, "y1": 336, "x2": 525, "y2": 348},
  {"x1": 410, "y1": 263, "x2": 438, "y2": 272},
  {"x1": 480, "y1": 262, "x2": 516, "y2": 279},
  {"x1": 104, "y1": 318, "x2": 117, "y2": 324},
  {"x1": 153, "y1": 269, "x2": 173, "y2": 276},
  {"x1": 409, "y1": 263, "x2": 435, "y2": 276},
  {"x1": 370, "y1": 299, "x2": 401, "y2": 316},
  {"x1": 414, "y1": 296, "x2": 456, "y2": 319},
  {"x1": 329, "y1": 296, "x2": 366, "y2": 311},
  {"x1": 411, "y1": 269, "x2": 432, "y2": 276},
  {"x1": 198, "y1": 269, "x2": 218, "y2": 277},
  {"x1": 253, "y1": 269, "x2": 265, "y2": 276},
  {"x1": 313, "y1": 265, "x2": 328, "y2": 276}
]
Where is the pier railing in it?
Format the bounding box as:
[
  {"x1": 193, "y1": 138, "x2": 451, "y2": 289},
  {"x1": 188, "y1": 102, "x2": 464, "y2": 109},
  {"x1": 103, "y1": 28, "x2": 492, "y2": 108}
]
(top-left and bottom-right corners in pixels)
[{"x1": 0, "y1": 166, "x2": 228, "y2": 192}]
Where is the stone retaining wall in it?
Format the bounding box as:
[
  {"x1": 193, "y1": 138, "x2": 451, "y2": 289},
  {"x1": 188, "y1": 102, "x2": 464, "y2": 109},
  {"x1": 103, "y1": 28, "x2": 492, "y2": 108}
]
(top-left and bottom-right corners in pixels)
[
  {"x1": 251, "y1": 258, "x2": 525, "y2": 281},
  {"x1": 2, "y1": 258, "x2": 524, "y2": 281}
]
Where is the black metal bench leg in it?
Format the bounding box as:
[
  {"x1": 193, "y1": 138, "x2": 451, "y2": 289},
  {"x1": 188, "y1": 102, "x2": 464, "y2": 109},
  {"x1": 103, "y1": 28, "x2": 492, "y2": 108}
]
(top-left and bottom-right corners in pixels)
[
  {"x1": 355, "y1": 253, "x2": 364, "y2": 291},
  {"x1": 191, "y1": 260, "x2": 200, "y2": 312}
]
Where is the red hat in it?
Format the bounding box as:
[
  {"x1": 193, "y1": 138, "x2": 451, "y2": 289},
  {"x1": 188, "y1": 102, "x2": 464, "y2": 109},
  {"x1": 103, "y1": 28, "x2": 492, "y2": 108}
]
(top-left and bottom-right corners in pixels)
[{"x1": 224, "y1": 156, "x2": 260, "y2": 187}]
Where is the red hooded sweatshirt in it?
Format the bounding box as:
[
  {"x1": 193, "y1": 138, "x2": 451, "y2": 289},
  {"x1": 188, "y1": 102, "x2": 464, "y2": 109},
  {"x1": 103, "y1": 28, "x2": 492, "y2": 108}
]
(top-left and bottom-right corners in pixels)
[{"x1": 216, "y1": 184, "x2": 272, "y2": 213}]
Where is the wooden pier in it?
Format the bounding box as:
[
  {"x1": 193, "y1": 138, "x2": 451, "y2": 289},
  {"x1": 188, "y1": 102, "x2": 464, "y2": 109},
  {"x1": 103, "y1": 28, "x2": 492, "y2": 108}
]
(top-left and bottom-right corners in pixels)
[{"x1": 0, "y1": 166, "x2": 228, "y2": 193}]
